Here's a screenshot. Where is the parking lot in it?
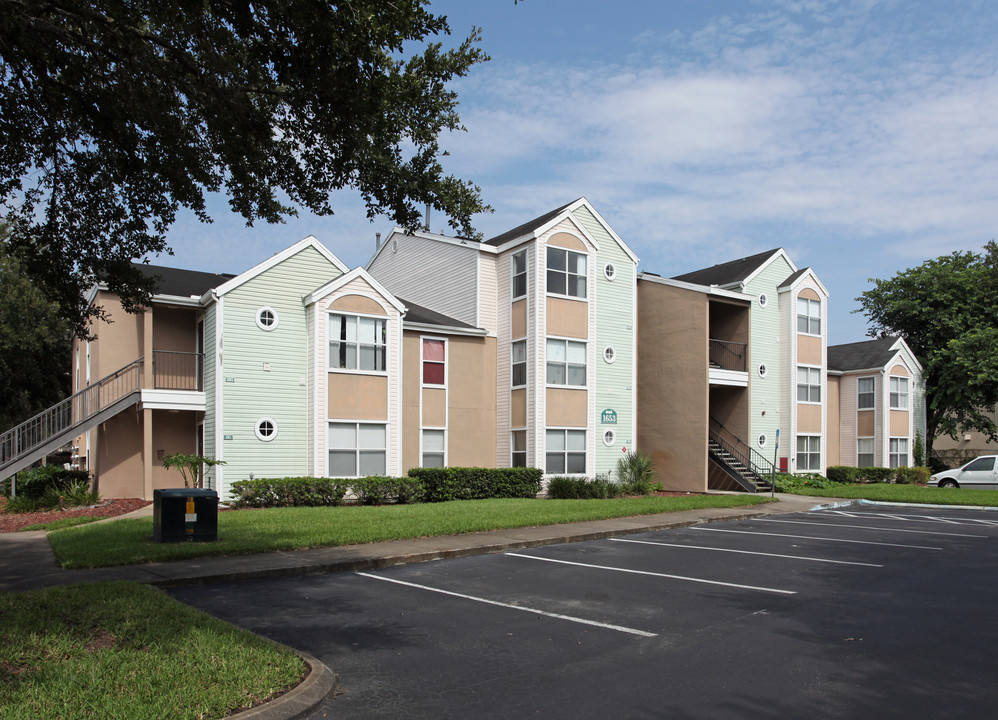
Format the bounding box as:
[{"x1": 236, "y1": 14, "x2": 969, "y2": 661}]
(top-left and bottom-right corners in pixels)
[{"x1": 170, "y1": 505, "x2": 998, "y2": 719}]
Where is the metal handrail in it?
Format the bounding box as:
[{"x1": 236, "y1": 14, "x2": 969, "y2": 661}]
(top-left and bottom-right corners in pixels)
[
  {"x1": 708, "y1": 339, "x2": 747, "y2": 372},
  {"x1": 153, "y1": 351, "x2": 204, "y2": 391},
  {"x1": 709, "y1": 416, "x2": 776, "y2": 477},
  {"x1": 0, "y1": 359, "x2": 143, "y2": 470}
]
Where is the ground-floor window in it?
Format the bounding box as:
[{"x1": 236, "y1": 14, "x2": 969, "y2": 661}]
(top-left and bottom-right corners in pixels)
[
  {"x1": 889, "y1": 437, "x2": 909, "y2": 468},
  {"x1": 328, "y1": 422, "x2": 386, "y2": 477},
  {"x1": 546, "y1": 429, "x2": 585, "y2": 474},
  {"x1": 422, "y1": 429, "x2": 445, "y2": 468},
  {"x1": 796, "y1": 435, "x2": 821, "y2": 471},
  {"x1": 511, "y1": 430, "x2": 527, "y2": 467},
  {"x1": 857, "y1": 437, "x2": 875, "y2": 468}
]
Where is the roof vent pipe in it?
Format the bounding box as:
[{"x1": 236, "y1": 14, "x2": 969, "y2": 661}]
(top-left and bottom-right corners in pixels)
[
  {"x1": 425, "y1": 203, "x2": 430, "y2": 232},
  {"x1": 375, "y1": 232, "x2": 381, "y2": 249}
]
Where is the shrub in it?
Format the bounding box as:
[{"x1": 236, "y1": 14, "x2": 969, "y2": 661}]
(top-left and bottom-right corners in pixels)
[
  {"x1": 228, "y1": 477, "x2": 348, "y2": 508},
  {"x1": 913, "y1": 432, "x2": 925, "y2": 467},
  {"x1": 3, "y1": 465, "x2": 91, "y2": 501},
  {"x1": 615, "y1": 452, "x2": 656, "y2": 494},
  {"x1": 826, "y1": 466, "x2": 859, "y2": 484},
  {"x1": 349, "y1": 476, "x2": 425, "y2": 505},
  {"x1": 854, "y1": 467, "x2": 894, "y2": 484},
  {"x1": 894, "y1": 466, "x2": 930, "y2": 485},
  {"x1": 773, "y1": 472, "x2": 843, "y2": 493},
  {"x1": 547, "y1": 476, "x2": 619, "y2": 499},
  {"x1": 408, "y1": 467, "x2": 542, "y2": 502}
]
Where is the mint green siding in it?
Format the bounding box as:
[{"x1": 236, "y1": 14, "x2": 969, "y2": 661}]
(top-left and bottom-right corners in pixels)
[
  {"x1": 219, "y1": 246, "x2": 342, "y2": 495},
  {"x1": 202, "y1": 305, "x2": 218, "y2": 489},
  {"x1": 574, "y1": 206, "x2": 637, "y2": 479}
]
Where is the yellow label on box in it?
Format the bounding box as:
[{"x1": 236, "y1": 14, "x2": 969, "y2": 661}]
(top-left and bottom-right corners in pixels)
[{"x1": 186, "y1": 501, "x2": 195, "y2": 514}]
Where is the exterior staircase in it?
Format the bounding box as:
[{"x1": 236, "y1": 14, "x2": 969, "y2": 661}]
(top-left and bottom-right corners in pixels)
[
  {"x1": 708, "y1": 420, "x2": 774, "y2": 493},
  {"x1": 0, "y1": 360, "x2": 144, "y2": 482}
]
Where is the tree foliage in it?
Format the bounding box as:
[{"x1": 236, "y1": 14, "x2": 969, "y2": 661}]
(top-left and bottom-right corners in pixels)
[
  {"x1": 857, "y1": 242, "x2": 998, "y2": 455},
  {"x1": 0, "y1": 0, "x2": 490, "y2": 336},
  {"x1": 0, "y1": 228, "x2": 71, "y2": 430}
]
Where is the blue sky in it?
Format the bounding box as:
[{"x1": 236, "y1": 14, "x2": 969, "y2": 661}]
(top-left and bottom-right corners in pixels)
[{"x1": 165, "y1": 0, "x2": 998, "y2": 345}]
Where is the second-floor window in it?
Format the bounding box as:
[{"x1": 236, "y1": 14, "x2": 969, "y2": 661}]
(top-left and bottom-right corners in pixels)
[
  {"x1": 547, "y1": 339, "x2": 586, "y2": 386},
  {"x1": 512, "y1": 250, "x2": 527, "y2": 299},
  {"x1": 547, "y1": 247, "x2": 587, "y2": 298},
  {"x1": 329, "y1": 314, "x2": 386, "y2": 372},
  {"x1": 797, "y1": 366, "x2": 821, "y2": 403},
  {"x1": 422, "y1": 339, "x2": 445, "y2": 385},
  {"x1": 511, "y1": 340, "x2": 526, "y2": 387},
  {"x1": 857, "y1": 377, "x2": 875, "y2": 409},
  {"x1": 797, "y1": 297, "x2": 821, "y2": 335},
  {"x1": 890, "y1": 376, "x2": 909, "y2": 409}
]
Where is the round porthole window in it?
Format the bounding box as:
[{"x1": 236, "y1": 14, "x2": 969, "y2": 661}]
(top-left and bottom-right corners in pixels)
[
  {"x1": 255, "y1": 417, "x2": 278, "y2": 442},
  {"x1": 758, "y1": 363, "x2": 768, "y2": 378},
  {"x1": 759, "y1": 293, "x2": 768, "y2": 308},
  {"x1": 603, "y1": 429, "x2": 616, "y2": 447},
  {"x1": 603, "y1": 345, "x2": 617, "y2": 364},
  {"x1": 256, "y1": 306, "x2": 279, "y2": 331},
  {"x1": 603, "y1": 262, "x2": 617, "y2": 281},
  {"x1": 758, "y1": 434, "x2": 767, "y2": 448}
]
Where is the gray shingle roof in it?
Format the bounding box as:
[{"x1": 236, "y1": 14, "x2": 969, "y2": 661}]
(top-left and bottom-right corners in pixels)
[
  {"x1": 132, "y1": 263, "x2": 235, "y2": 298},
  {"x1": 672, "y1": 248, "x2": 783, "y2": 287},
  {"x1": 827, "y1": 337, "x2": 900, "y2": 371},
  {"x1": 483, "y1": 200, "x2": 579, "y2": 247},
  {"x1": 778, "y1": 267, "x2": 811, "y2": 289},
  {"x1": 398, "y1": 297, "x2": 477, "y2": 330}
]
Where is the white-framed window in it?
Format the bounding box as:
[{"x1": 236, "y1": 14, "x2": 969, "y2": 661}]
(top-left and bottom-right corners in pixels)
[
  {"x1": 759, "y1": 293, "x2": 768, "y2": 308},
  {"x1": 603, "y1": 345, "x2": 616, "y2": 364},
  {"x1": 256, "y1": 306, "x2": 279, "y2": 331},
  {"x1": 511, "y1": 430, "x2": 527, "y2": 467},
  {"x1": 422, "y1": 429, "x2": 445, "y2": 468},
  {"x1": 422, "y1": 338, "x2": 445, "y2": 386},
  {"x1": 254, "y1": 417, "x2": 278, "y2": 442},
  {"x1": 890, "y1": 376, "x2": 909, "y2": 410},
  {"x1": 797, "y1": 297, "x2": 821, "y2": 335},
  {"x1": 511, "y1": 340, "x2": 526, "y2": 387},
  {"x1": 546, "y1": 429, "x2": 586, "y2": 474},
  {"x1": 857, "y1": 437, "x2": 875, "y2": 467},
  {"x1": 796, "y1": 435, "x2": 821, "y2": 471},
  {"x1": 758, "y1": 434, "x2": 767, "y2": 448},
  {"x1": 758, "y1": 363, "x2": 768, "y2": 378},
  {"x1": 329, "y1": 314, "x2": 387, "y2": 372},
  {"x1": 328, "y1": 422, "x2": 387, "y2": 477},
  {"x1": 512, "y1": 250, "x2": 527, "y2": 300},
  {"x1": 547, "y1": 246, "x2": 587, "y2": 298},
  {"x1": 603, "y1": 262, "x2": 616, "y2": 281},
  {"x1": 602, "y1": 429, "x2": 616, "y2": 447},
  {"x1": 889, "y1": 437, "x2": 909, "y2": 468},
  {"x1": 858, "y1": 377, "x2": 876, "y2": 410},
  {"x1": 546, "y1": 338, "x2": 586, "y2": 386},
  {"x1": 797, "y1": 366, "x2": 822, "y2": 403}
]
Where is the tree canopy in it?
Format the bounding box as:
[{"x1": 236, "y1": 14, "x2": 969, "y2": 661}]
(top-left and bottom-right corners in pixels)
[
  {"x1": 0, "y1": 0, "x2": 489, "y2": 336},
  {"x1": 857, "y1": 241, "x2": 998, "y2": 457}
]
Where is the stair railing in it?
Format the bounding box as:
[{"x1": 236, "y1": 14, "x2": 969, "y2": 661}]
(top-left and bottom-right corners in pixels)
[{"x1": 709, "y1": 417, "x2": 776, "y2": 478}]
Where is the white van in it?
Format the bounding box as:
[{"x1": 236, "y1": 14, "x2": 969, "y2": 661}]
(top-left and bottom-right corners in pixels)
[{"x1": 929, "y1": 455, "x2": 998, "y2": 489}]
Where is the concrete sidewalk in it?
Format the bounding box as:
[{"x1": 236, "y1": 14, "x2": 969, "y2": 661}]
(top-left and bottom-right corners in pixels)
[{"x1": 0, "y1": 493, "x2": 835, "y2": 594}]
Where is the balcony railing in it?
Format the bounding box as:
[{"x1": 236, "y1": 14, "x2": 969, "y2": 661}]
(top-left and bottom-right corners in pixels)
[
  {"x1": 152, "y1": 351, "x2": 204, "y2": 391},
  {"x1": 708, "y1": 339, "x2": 747, "y2": 372}
]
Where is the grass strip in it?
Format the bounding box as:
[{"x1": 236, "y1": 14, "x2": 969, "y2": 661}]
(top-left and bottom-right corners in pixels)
[
  {"x1": 19, "y1": 516, "x2": 103, "y2": 532},
  {"x1": 0, "y1": 581, "x2": 305, "y2": 720},
  {"x1": 49, "y1": 495, "x2": 769, "y2": 569},
  {"x1": 784, "y1": 483, "x2": 998, "y2": 506}
]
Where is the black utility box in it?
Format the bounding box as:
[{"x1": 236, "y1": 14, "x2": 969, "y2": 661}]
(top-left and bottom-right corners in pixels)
[{"x1": 153, "y1": 488, "x2": 218, "y2": 542}]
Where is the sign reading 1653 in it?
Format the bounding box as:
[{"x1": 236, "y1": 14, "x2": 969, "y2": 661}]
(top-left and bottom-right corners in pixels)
[{"x1": 601, "y1": 409, "x2": 618, "y2": 424}]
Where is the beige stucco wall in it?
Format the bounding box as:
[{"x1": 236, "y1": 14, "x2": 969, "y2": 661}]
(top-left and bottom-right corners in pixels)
[
  {"x1": 548, "y1": 232, "x2": 587, "y2": 252},
  {"x1": 401, "y1": 333, "x2": 421, "y2": 471},
  {"x1": 330, "y1": 294, "x2": 387, "y2": 315},
  {"x1": 511, "y1": 389, "x2": 527, "y2": 427},
  {"x1": 709, "y1": 300, "x2": 749, "y2": 344},
  {"x1": 511, "y1": 299, "x2": 527, "y2": 339},
  {"x1": 546, "y1": 297, "x2": 588, "y2": 339},
  {"x1": 637, "y1": 280, "x2": 709, "y2": 492},
  {"x1": 152, "y1": 307, "x2": 197, "y2": 352},
  {"x1": 827, "y1": 376, "x2": 840, "y2": 463},
  {"x1": 890, "y1": 410, "x2": 909, "y2": 437},
  {"x1": 798, "y1": 404, "x2": 822, "y2": 433},
  {"x1": 422, "y1": 388, "x2": 446, "y2": 427},
  {"x1": 710, "y1": 385, "x2": 749, "y2": 442},
  {"x1": 446, "y1": 336, "x2": 497, "y2": 467},
  {"x1": 92, "y1": 291, "x2": 144, "y2": 380},
  {"x1": 798, "y1": 287, "x2": 820, "y2": 302},
  {"x1": 151, "y1": 410, "x2": 199, "y2": 490},
  {"x1": 546, "y1": 388, "x2": 588, "y2": 427},
  {"x1": 94, "y1": 406, "x2": 143, "y2": 498},
  {"x1": 858, "y1": 410, "x2": 876, "y2": 437},
  {"x1": 328, "y1": 373, "x2": 388, "y2": 421},
  {"x1": 798, "y1": 335, "x2": 822, "y2": 365}
]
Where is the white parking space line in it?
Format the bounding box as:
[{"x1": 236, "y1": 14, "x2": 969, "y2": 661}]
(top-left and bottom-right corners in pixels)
[
  {"x1": 505, "y1": 552, "x2": 797, "y2": 595},
  {"x1": 691, "y1": 527, "x2": 943, "y2": 550},
  {"x1": 757, "y1": 518, "x2": 987, "y2": 539},
  {"x1": 356, "y1": 572, "x2": 658, "y2": 638},
  {"x1": 609, "y1": 537, "x2": 883, "y2": 567},
  {"x1": 825, "y1": 510, "x2": 998, "y2": 527}
]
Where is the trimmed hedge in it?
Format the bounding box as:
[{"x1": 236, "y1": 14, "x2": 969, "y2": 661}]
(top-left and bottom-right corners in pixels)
[
  {"x1": 826, "y1": 465, "x2": 931, "y2": 485},
  {"x1": 228, "y1": 477, "x2": 348, "y2": 508},
  {"x1": 548, "y1": 476, "x2": 619, "y2": 499},
  {"x1": 3, "y1": 465, "x2": 91, "y2": 500},
  {"x1": 408, "y1": 467, "x2": 543, "y2": 502},
  {"x1": 350, "y1": 476, "x2": 424, "y2": 505}
]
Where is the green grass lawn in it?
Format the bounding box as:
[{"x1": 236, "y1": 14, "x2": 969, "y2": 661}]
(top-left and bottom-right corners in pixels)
[
  {"x1": 0, "y1": 581, "x2": 304, "y2": 720},
  {"x1": 49, "y1": 494, "x2": 770, "y2": 569},
  {"x1": 19, "y1": 516, "x2": 104, "y2": 532},
  {"x1": 784, "y1": 483, "x2": 998, "y2": 506}
]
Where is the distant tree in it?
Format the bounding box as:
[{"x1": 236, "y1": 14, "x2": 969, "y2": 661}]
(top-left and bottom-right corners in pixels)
[
  {"x1": 0, "y1": 228, "x2": 71, "y2": 430},
  {"x1": 0, "y1": 1, "x2": 490, "y2": 337},
  {"x1": 857, "y1": 242, "x2": 998, "y2": 458}
]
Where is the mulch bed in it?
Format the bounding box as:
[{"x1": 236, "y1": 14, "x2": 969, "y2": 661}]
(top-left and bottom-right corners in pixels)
[{"x1": 0, "y1": 498, "x2": 151, "y2": 533}]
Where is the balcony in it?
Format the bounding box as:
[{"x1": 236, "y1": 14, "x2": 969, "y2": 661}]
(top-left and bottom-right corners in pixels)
[
  {"x1": 142, "y1": 351, "x2": 206, "y2": 411},
  {"x1": 709, "y1": 339, "x2": 749, "y2": 386}
]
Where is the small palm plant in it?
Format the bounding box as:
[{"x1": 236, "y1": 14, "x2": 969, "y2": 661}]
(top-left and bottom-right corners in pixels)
[
  {"x1": 615, "y1": 451, "x2": 656, "y2": 494},
  {"x1": 162, "y1": 453, "x2": 226, "y2": 489}
]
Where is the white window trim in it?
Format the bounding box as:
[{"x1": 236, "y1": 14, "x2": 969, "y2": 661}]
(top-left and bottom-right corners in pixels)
[
  {"x1": 546, "y1": 246, "x2": 589, "y2": 300},
  {"x1": 602, "y1": 345, "x2": 616, "y2": 364},
  {"x1": 545, "y1": 337, "x2": 588, "y2": 388},
  {"x1": 758, "y1": 363, "x2": 768, "y2": 378},
  {"x1": 544, "y1": 427, "x2": 588, "y2": 476},
  {"x1": 857, "y1": 375, "x2": 876, "y2": 410},
  {"x1": 758, "y1": 434, "x2": 767, "y2": 448},
  {"x1": 602, "y1": 429, "x2": 616, "y2": 447},
  {"x1": 603, "y1": 262, "x2": 616, "y2": 281},
  {"x1": 254, "y1": 417, "x2": 278, "y2": 442},
  {"x1": 857, "y1": 436, "x2": 875, "y2": 467},
  {"x1": 511, "y1": 338, "x2": 527, "y2": 389},
  {"x1": 327, "y1": 310, "x2": 389, "y2": 376},
  {"x1": 326, "y1": 420, "x2": 388, "y2": 478},
  {"x1": 758, "y1": 293, "x2": 768, "y2": 308},
  {"x1": 796, "y1": 296, "x2": 821, "y2": 336},
  {"x1": 511, "y1": 249, "x2": 527, "y2": 300},
  {"x1": 511, "y1": 428, "x2": 528, "y2": 468},
  {"x1": 420, "y1": 427, "x2": 447, "y2": 469},
  {"x1": 796, "y1": 364, "x2": 822, "y2": 404},
  {"x1": 889, "y1": 376, "x2": 910, "y2": 410},
  {"x1": 888, "y1": 436, "x2": 909, "y2": 468},
  {"x1": 795, "y1": 433, "x2": 822, "y2": 471},
  {"x1": 256, "y1": 306, "x2": 279, "y2": 331},
  {"x1": 420, "y1": 336, "x2": 448, "y2": 389}
]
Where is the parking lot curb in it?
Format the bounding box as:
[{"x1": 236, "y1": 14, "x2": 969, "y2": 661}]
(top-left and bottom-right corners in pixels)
[{"x1": 228, "y1": 650, "x2": 337, "y2": 720}]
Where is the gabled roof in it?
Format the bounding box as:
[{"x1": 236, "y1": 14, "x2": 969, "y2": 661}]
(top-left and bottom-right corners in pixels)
[
  {"x1": 777, "y1": 266, "x2": 830, "y2": 297},
  {"x1": 827, "y1": 336, "x2": 904, "y2": 372},
  {"x1": 304, "y1": 267, "x2": 406, "y2": 314},
  {"x1": 132, "y1": 263, "x2": 235, "y2": 298},
  {"x1": 483, "y1": 200, "x2": 577, "y2": 247},
  {"x1": 397, "y1": 297, "x2": 478, "y2": 330},
  {"x1": 672, "y1": 249, "x2": 785, "y2": 288},
  {"x1": 212, "y1": 236, "x2": 349, "y2": 298}
]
